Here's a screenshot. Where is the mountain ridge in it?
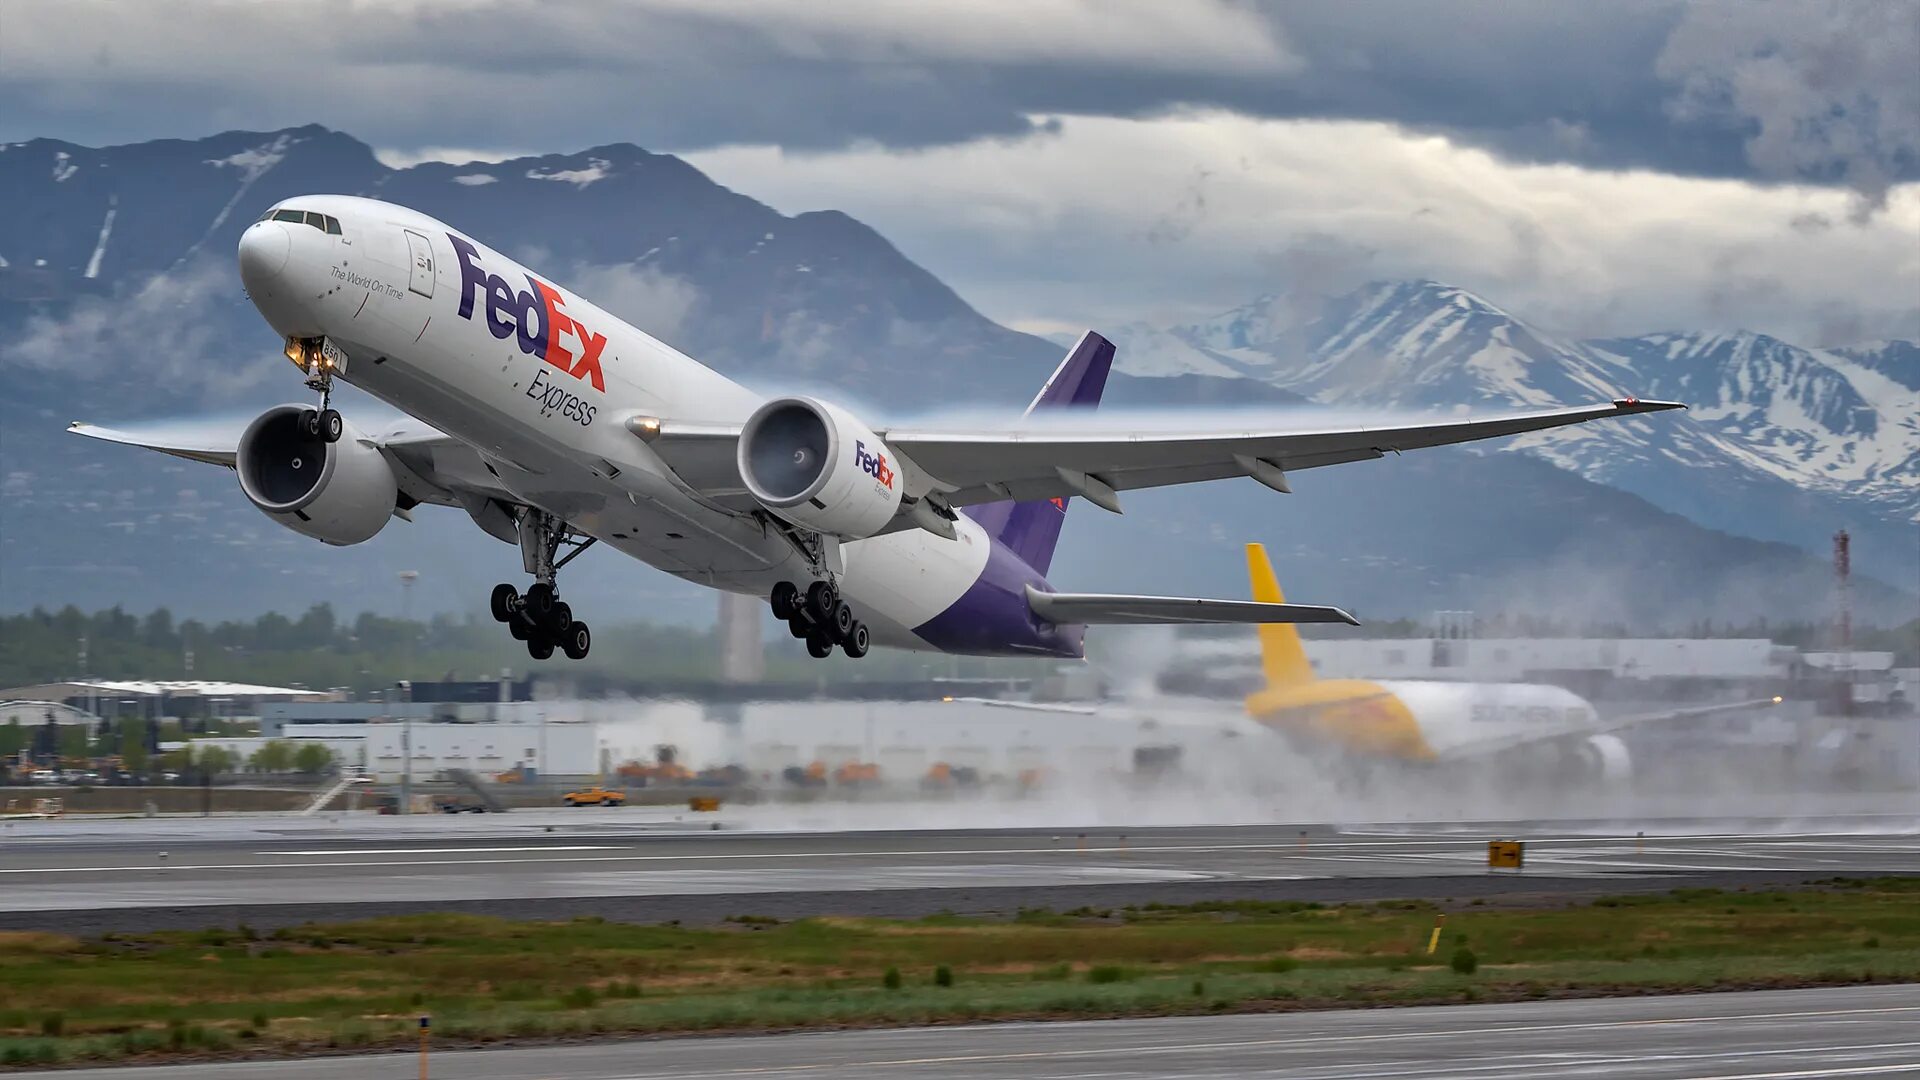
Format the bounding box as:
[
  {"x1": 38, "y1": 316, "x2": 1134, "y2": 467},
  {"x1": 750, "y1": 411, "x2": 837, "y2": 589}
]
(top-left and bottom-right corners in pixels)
[{"x1": 0, "y1": 126, "x2": 1910, "y2": 628}]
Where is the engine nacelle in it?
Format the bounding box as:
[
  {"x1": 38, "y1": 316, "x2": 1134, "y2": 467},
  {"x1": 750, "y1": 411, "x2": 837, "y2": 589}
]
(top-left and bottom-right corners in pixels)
[
  {"x1": 738, "y1": 397, "x2": 904, "y2": 539},
  {"x1": 1570, "y1": 733, "x2": 1633, "y2": 786},
  {"x1": 236, "y1": 405, "x2": 398, "y2": 546}
]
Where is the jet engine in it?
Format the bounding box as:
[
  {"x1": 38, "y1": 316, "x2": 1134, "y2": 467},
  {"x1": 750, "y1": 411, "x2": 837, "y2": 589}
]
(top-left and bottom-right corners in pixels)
[
  {"x1": 236, "y1": 404, "x2": 398, "y2": 546},
  {"x1": 738, "y1": 396, "x2": 904, "y2": 538},
  {"x1": 1568, "y1": 733, "x2": 1633, "y2": 786}
]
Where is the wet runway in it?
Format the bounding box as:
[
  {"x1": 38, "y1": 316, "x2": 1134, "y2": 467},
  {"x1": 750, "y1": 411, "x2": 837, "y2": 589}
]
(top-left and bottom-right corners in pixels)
[
  {"x1": 15, "y1": 984, "x2": 1920, "y2": 1079},
  {"x1": 2, "y1": 807, "x2": 1916, "y2": 931}
]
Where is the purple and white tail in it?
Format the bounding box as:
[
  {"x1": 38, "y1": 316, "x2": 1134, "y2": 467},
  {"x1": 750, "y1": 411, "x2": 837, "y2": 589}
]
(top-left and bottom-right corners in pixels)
[{"x1": 965, "y1": 331, "x2": 1114, "y2": 575}]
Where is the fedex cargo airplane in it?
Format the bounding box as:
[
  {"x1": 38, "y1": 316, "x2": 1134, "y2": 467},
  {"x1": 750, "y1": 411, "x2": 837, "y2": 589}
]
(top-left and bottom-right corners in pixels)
[
  {"x1": 71, "y1": 195, "x2": 1682, "y2": 662},
  {"x1": 1240, "y1": 544, "x2": 1777, "y2": 785}
]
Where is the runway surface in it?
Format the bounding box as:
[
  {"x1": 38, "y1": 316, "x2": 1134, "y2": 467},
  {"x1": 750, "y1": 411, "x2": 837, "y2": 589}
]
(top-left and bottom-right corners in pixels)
[
  {"x1": 2, "y1": 806, "x2": 1916, "y2": 932},
  {"x1": 15, "y1": 984, "x2": 1919, "y2": 1079}
]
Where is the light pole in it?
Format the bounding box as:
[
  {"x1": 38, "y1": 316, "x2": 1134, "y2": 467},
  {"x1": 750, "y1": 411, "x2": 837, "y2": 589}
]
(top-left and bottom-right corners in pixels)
[{"x1": 398, "y1": 570, "x2": 419, "y2": 682}]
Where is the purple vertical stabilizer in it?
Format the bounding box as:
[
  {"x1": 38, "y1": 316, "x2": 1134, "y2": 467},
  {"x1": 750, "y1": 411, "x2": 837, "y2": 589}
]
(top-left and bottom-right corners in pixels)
[{"x1": 964, "y1": 331, "x2": 1114, "y2": 576}]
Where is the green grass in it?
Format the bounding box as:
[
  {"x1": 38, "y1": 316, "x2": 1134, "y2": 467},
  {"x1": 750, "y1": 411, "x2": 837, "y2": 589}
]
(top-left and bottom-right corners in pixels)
[{"x1": 1, "y1": 879, "x2": 1917, "y2": 1068}]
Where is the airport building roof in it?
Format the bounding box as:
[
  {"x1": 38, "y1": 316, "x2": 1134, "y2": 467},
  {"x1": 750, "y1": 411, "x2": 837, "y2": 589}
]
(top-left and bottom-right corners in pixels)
[{"x1": 1, "y1": 680, "x2": 332, "y2": 701}]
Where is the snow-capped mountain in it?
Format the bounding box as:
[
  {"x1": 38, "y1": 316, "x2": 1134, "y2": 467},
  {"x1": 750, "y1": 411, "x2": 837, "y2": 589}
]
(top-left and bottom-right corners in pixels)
[
  {"x1": 1112, "y1": 281, "x2": 1919, "y2": 585},
  {"x1": 0, "y1": 128, "x2": 1910, "y2": 623}
]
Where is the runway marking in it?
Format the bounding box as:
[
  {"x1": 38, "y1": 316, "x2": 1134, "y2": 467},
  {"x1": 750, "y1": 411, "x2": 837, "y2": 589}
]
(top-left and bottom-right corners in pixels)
[
  {"x1": 256, "y1": 846, "x2": 623, "y2": 856},
  {"x1": 575, "y1": 1006, "x2": 1920, "y2": 1075},
  {"x1": 1, "y1": 834, "x2": 1907, "y2": 878}
]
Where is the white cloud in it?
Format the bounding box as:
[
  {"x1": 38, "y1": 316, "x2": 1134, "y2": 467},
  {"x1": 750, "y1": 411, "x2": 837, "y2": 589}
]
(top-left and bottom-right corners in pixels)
[
  {"x1": 1659, "y1": 1, "x2": 1920, "y2": 217},
  {"x1": 687, "y1": 111, "x2": 1920, "y2": 345},
  {"x1": 5, "y1": 259, "x2": 279, "y2": 399}
]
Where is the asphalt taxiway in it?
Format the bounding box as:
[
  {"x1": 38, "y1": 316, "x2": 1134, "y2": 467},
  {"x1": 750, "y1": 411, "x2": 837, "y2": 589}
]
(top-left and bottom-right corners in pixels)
[
  {"x1": 2, "y1": 808, "x2": 1915, "y2": 932},
  {"x1": 13, "y1": 984, "x2": 1919, "y2": 1079}
]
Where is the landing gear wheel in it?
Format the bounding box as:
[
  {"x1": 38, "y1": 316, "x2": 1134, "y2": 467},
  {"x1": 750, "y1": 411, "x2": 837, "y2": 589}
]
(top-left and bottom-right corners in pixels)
[
  {"x1": 843, "y1": 621, "x2": 870, "y2": 659},
  {"x1": 561, "y1": 621, "x2": 591, "y2": 661},
  {"x1": 547, "y1": 601, "x2": 573, "y2": 636},
  {"x1": 770, "y1": 581, "x2": 799, "y2": 621},
  {"x1": 805, "y1": 630, "x2": 835, "y2": 659},
  {"x1": 525, "y1": 582, "x2": 556, "y2": 619},
  {"x1": 527, "y1": 635, "x2": 555, "y2": 661},
  {"x1": 300, "y1": 408, "x2": 322, "y2": 438},
  {"x1": 787, "y1": 618, "x2": 809, "y2": 639},
  {"x1": 805, "y1": 581, "x2": 836, "y2": 623},
  {"x1": 509, "y1": 619, "x2": 531, "y2": 641},
  {"x1": 829, "y1": 599, "x2": 855, "y2": 641},
  {"x1": 320, "y1": 408, "x2": 343, "y2": 443},
  {"x1": 490, "y1": 583, "x2": 519, "y2": 623}
]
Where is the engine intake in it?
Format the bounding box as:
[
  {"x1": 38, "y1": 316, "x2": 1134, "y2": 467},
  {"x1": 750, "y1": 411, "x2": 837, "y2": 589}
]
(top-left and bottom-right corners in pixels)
[
  {"x1": 738, "y1": 397, "x2": 904, "y2": 539},
  {"x1": 236, "y1": 404, "x2": 398, "y2": 546}
]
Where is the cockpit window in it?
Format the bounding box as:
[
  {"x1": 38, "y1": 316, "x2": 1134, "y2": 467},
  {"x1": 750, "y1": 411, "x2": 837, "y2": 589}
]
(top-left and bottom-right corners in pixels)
[
  {"x1": 265, "y1": 208, "x2": 344, "y2": 235},
  {"x1": 258, "y1": 208, "x2": 278, "y2": 223}
]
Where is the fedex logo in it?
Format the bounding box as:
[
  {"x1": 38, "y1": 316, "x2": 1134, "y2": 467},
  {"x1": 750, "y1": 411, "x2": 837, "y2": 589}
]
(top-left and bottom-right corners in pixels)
[
  {"x1": 450, "y1": 234, "x2": 607, "y2": 392},
  {"x1": 854, "y1": 441, "x2": 895, "y2": 490}
]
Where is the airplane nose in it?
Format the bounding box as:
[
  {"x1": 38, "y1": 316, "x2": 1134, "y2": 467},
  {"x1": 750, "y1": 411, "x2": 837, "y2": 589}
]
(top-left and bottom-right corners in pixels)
[{"x1": 237, "y1": 221, "x2": 291, "y2": 293}]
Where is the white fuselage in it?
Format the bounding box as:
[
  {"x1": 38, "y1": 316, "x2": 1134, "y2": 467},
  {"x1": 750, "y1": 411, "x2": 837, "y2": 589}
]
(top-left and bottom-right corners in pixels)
[
  {"x1": 1374, "y1": 680, "x2": 1599, "y2": 759},
  {"x1": 241, "y1": 195, "x2": 993, "y2": 650}
]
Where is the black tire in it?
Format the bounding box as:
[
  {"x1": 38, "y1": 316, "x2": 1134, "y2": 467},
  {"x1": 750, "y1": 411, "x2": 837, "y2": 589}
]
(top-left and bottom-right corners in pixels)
[
  {"x1": 805, "y1": 631, "x2": 835, "y2": 659},
  {"x1": 321, "y1": 409, "x2": 344, "y2": 443},
  {"x1": 509, "y1": 618, "x2": 531, "y2": 641},
  {"x1": 562, "y1": 622, "x2": 591, "y2": 660},
  {"x1": 526, "y1": 582, "x2": 556, "y2": 618},
  {"x1": 843, "y1": 621, "x2": 870, "y2": 659},
  {"x1": 489, "y1": 583, "x2": 518, "y2": 622},
  {"x1": 601, "y1": 798, "x2": 615, "y2": 807},
  {"x1": 770, "y1": 581, "x2": 798, "y2": 621},
  {"x1": 805, "y1": 580, "x2": 835, "y2": 622},
  {"x1": 830, "y1": 599, "x2": 854, "y2": 640},
  {"x1": 300, "y1": 408, "x2": 321, "y2": 438},
  {"x1": 547, "y1": 601, "x2": 573, "y2": 635},
  {"x1": 787, "y1": 618, "x2": 809, "y2": 639},
  {"x1": 527, "y1": 636, "x2": 555, "y2": 661}
]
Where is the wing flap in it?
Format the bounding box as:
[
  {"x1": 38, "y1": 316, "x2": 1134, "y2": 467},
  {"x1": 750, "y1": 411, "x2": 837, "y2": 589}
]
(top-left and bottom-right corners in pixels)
[{"x1": 1027, "y1": 585, "x2": 1358, "y2": 627}]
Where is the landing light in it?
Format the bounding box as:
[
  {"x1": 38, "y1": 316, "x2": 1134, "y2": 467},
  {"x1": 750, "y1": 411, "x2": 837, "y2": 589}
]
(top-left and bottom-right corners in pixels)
[{"x1": 1772, "y1": 696, "x2": 1784, "y2": 704}]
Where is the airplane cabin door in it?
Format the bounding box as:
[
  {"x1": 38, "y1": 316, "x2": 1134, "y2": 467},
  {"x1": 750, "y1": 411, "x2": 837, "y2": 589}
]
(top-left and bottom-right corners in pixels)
[{"x1": 403, "y1": 230, "x2": 436, "y2": 298}]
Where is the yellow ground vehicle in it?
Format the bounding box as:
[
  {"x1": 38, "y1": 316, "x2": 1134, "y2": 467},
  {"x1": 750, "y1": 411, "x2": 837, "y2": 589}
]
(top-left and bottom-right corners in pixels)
[{"x1": 561, "y1": 785, "x2": 626, "y2": 807}]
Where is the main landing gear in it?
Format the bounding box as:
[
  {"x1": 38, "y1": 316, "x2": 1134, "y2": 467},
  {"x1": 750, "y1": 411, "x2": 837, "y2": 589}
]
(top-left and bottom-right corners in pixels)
[
  {"x1": 490, "y1": 509, "x2": 595, "y2": 661},
  {"x1": 491, "y1": 581, "x2": 591, "y2": 661},
  {"x1": 771, "y1": 580, "x2": 869, "y2": 660}
]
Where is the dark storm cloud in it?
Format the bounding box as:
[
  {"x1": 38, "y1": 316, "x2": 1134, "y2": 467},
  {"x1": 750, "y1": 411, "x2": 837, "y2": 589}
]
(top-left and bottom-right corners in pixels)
[{"x1": 1, "y1": 0, "x2": 1912, "y2": 203}]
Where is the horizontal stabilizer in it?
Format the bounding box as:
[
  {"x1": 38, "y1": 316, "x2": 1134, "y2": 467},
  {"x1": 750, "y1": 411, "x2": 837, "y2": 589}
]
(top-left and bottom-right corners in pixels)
[{"x1": 1026, "y1": 585, "x2": 1357, "y2": 627}]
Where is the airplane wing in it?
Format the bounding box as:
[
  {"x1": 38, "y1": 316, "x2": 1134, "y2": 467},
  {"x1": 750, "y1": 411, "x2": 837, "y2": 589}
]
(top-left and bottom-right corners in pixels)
[
  {"x1": 884, "y1": 398, "x2": 1684, "y2": 509},
  {"x1": 1027, "y1": 587, "x2": 1358, "y2": 626},
  {"x1": 66, "y1": 421, "x2": 242, "y2": 467},
  {"x1": 648, "y1": 397, "x2": 1685, "y2": 513},
  {"x1": 67, "y1": 414, "x2": 525, "y2": 529},
  {"x1": 1441, "y1": 697, "x2": 1784, "y2": 761}
]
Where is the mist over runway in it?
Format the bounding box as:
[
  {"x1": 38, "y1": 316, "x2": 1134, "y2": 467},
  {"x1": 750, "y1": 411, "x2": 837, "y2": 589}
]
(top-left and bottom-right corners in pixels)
[{"x1": 2, "y1": 804, "x2": 1915, "y2": 934}]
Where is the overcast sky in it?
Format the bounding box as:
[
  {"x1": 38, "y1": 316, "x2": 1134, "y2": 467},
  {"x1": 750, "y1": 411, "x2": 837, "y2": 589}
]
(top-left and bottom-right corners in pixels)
[{"x1": 4, "y1": 0, "x2": 1916, "y2": 343}]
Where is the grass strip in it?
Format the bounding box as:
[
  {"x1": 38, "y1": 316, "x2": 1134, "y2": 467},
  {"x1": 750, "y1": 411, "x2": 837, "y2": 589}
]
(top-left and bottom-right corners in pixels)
[{"x1": 1, "y1": 877, "x2": 1916, "y2": 1068}]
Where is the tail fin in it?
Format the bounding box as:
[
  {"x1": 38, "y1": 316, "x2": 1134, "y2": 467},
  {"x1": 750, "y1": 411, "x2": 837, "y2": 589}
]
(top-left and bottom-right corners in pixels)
[
  {"x1": 968, "y1": 332, "x2": 1115, "y2": 575},
  {"x1": 1247, "y1": 543, "x2": 1317, "y2": 688}
]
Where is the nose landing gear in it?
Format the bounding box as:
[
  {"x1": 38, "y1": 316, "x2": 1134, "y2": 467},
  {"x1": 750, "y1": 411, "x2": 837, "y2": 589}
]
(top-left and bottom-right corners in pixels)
[
  {"x1": 287, "y1": 336, "x2": 346, "y2": 444},
  {"x1": 492, "y1": 509, "x2": 596, "y2": 661},
  {"x1": 771, "y1": 580, "x2": 869, "y2": 659}
]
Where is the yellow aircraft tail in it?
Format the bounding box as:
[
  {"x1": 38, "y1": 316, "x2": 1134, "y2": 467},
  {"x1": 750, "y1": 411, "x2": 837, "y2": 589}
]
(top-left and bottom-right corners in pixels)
[{"x1": 1246, "y1": 543, "x2": 1316, "y2": 689}]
